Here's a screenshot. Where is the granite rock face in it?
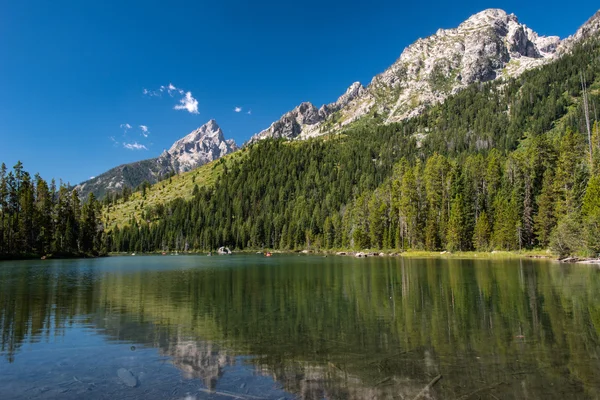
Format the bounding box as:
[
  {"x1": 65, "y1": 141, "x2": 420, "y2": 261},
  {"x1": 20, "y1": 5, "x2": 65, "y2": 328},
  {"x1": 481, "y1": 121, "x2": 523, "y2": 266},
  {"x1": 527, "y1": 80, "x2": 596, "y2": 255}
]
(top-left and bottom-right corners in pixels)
[
  {"x1": 247, "y1": 82, "x2": 365, "y2": 144},
  {"x1": 159, "y1": 119, "x2": 237, "y2": 174}
]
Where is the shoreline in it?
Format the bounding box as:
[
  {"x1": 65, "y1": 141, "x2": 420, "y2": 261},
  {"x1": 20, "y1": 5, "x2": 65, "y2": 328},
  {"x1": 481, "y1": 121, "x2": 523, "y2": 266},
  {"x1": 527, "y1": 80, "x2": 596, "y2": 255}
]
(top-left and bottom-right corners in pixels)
[
  {"x1": 109, "y1": 249, "x2": 562, "y2": 261},
  {"x1": 7, "y1": 250, "x2": 598, "y2": 265},
  {"x1": 0, "y1": 253, "x2": 108, "y2": 262}
]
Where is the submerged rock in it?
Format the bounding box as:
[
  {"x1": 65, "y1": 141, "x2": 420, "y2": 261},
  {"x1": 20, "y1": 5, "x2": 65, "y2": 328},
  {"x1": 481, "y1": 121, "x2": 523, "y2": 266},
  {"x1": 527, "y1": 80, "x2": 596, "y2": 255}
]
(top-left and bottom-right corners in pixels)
[{"x1": 117, "y1": 368, "x2": 138, "y2": 387}]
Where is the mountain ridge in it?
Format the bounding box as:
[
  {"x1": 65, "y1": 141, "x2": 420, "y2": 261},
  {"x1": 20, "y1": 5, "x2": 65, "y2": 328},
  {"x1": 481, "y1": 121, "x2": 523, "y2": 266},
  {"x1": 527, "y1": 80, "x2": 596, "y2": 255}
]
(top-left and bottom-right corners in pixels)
[{"x1": 248, "y1": 8, "x2": 599, "y2": 144}]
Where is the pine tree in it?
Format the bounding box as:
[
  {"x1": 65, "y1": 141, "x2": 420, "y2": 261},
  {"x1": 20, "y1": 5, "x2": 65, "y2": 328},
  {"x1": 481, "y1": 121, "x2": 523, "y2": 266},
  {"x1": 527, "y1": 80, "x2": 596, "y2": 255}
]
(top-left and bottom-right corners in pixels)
[
  {"x1": 399, "y1": 167, "x2": 419, "y2": 249},
  {"x1": 472, "y1": 211, "x2": 491, "y2": 251},
  {"x1": 582, "y1": 174, "x2": 600, "y2": 255},
  {"x1": 492, "y1": 190, "x2": 518, "y2": 250},
  {"x1": 550, "y1": 213, "x2": 584, "y2": 257},
  {"x1": 554, "y1": 129, "x2": 586, "y2": 218},
  {"x1": 534, "y1": 170, "x2": 556, "y2": 248},
  {"x1": 446, "y1": 194, "x2": 466, "y2": 251}
]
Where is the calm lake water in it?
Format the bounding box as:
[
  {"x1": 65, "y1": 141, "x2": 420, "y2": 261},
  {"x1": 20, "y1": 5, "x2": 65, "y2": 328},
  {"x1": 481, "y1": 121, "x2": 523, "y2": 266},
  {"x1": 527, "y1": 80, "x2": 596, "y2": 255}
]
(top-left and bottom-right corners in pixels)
[{"x1": 1, "y1": 255, "x2": 600, "y2": 399}]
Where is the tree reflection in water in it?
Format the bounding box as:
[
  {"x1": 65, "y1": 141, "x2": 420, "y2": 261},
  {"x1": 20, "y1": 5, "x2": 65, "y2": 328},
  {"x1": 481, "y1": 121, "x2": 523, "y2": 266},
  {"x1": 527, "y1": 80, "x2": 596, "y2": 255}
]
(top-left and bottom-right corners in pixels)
[{"x1": 1, "y1": 255, "x2": 600, "y2": 399}]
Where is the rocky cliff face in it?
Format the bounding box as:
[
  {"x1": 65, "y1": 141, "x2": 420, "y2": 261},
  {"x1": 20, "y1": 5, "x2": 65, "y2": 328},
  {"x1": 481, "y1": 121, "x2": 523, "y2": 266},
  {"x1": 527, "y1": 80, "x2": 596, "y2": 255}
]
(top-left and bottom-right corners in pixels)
[
  {"x1": 159, "y1": 119, "x2": 237, "y2": 173},
  {"x1": 364, "y1": 8, "x2": 561, "y2": 123},
  {"x1": 249, "y1": 8, "x2": 599, "y2": 143},
  {"x1": 247, "y1": 82, "x2": 365, "y2": 144},
  {"x1": 76, "y1": 120, "x2": 237, "y2": 199}
]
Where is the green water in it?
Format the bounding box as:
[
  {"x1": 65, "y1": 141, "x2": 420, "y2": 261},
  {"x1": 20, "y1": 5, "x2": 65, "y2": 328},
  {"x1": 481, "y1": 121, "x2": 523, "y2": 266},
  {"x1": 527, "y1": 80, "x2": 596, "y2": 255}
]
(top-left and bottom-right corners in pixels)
[{"x1": 1, "y1": 255, "x2": 599, "y2": 399}]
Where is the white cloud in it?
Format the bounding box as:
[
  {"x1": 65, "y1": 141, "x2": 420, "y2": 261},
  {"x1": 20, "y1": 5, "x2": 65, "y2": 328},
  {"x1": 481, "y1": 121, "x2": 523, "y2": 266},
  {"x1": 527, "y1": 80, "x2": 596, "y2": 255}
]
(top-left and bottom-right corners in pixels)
[
  {"x1": 143, "y1": 88, "x2": 160, "y2": 97},
  {"x1": 123, "y1": 142, "x2": 148, "y2": 150},
  {"x1": 145, "y1": 83, "x2": 200, "y2": 114},
  {"x1": 234, "y1": 106, "x2": 242, "y2": 113},
  {"x1": 120, "y1": 123, "x2": 132, "y2": 133},
  {"x1": 109, "y1": 136, "x2": 120, "y2": 146},
  {"x1": 139, "y1": 125, "x2": 149, "y2": 137},
  {"x1": 90, "y1": 176, "x2": 95, "y2": 179},
  {"x1": 174, "y1": 91, "x2": 199, "y2": 114},
  {"x1": 159, "y1": 83, "x2": 179, "y2": 96},
  {"x1": 247, "y1": 109, "x2": 252, "y2": 115}
]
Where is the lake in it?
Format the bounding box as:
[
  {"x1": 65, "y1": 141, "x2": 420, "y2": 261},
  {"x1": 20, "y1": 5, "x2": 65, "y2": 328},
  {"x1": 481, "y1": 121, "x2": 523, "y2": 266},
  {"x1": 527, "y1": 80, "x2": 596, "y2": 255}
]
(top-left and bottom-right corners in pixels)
[{"x1": 1, "y1": 255, "x2": 600, "y2": 399}]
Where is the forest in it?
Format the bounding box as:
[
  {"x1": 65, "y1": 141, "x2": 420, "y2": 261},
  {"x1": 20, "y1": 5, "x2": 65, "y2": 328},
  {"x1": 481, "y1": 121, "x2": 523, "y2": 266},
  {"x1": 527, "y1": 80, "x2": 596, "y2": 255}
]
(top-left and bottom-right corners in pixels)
[
  {"x1": 102, "y1": 37, "x2": 600, "y2": 257},
  {"x1": 0, "y1": 162, "x2": 104, "y2": 259}
]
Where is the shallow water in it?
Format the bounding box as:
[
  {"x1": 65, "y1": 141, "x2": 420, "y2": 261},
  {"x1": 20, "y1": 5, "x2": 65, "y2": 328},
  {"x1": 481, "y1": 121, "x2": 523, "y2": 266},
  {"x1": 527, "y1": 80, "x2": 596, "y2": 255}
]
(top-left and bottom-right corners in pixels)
[{"x1": 1, "y1": 254, "x2": 600, "y2": 399}]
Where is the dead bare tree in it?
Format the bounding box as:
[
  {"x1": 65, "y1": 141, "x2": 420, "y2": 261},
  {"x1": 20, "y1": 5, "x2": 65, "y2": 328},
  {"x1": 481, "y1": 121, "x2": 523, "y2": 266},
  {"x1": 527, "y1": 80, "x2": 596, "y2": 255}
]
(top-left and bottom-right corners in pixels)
[{"x1": 581, "y1": 71, "x2": 593, "y2": 164}]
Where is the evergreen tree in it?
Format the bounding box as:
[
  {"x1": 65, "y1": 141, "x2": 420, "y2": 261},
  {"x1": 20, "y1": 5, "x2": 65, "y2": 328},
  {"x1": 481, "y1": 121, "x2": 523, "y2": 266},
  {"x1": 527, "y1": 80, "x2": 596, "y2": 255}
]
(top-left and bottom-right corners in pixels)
[
  {"x1": 534, "y1": 170, "x2": 556, "y2": 248},
  {"x1": 582, "y1": 174, "x2": 600, "y2": 255},
  {"x1": 472, "y1": 211, "x2": 491, "y2": 251}
]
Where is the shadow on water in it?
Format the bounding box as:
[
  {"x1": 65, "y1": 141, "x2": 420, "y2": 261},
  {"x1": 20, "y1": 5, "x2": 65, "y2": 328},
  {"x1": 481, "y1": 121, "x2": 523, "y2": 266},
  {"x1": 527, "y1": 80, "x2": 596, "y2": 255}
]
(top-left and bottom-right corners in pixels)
[{"x1": 1, "y1": 255, "x2": 600, "y2": 399}]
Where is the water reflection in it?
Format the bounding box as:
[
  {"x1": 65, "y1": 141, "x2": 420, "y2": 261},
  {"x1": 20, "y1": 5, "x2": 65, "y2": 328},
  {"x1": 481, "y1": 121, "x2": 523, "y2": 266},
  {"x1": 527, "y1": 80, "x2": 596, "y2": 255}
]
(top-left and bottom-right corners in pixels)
[
  {"x1": 1, "y1": 256, "x2": 600, "y2": 399},
  {"x1": 165, "y1": 339, "x2": 234, "y2": 390}
]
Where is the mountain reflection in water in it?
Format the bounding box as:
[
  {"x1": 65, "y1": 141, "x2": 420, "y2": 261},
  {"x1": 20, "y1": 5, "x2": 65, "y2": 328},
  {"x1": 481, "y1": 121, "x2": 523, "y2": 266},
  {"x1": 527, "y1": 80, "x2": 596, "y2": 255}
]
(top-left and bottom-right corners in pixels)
[{"x1": 1, "y1": 255, "x2": 600, "y2": 399}]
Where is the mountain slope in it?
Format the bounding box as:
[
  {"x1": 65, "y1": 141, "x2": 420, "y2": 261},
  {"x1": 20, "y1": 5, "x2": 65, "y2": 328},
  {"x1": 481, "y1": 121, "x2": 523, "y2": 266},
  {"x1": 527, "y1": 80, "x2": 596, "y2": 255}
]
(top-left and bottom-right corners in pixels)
[
  {"x1": 103, "y1": 149, "x2": 247, "y2": 230},
  {"x1": 248, "y1": 8, "x2": 598, "y2": 144},
  {"x1": 76, "y1": 120, "x2": 237, "y2": 199}
]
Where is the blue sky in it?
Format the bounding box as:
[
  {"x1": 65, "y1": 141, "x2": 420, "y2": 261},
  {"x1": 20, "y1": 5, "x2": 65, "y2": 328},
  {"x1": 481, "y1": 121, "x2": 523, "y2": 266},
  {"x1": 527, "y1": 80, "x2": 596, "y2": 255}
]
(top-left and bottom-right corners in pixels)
[{"x1": 1, "y1": 0, "x2": 598, "y2": 184}]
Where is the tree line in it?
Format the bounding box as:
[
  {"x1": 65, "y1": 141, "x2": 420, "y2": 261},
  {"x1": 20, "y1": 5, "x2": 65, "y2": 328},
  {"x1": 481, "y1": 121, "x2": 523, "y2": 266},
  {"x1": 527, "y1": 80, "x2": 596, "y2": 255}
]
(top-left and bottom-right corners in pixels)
[{"x1": 0, "y1": 162, "x2": 104, "y2": 259}]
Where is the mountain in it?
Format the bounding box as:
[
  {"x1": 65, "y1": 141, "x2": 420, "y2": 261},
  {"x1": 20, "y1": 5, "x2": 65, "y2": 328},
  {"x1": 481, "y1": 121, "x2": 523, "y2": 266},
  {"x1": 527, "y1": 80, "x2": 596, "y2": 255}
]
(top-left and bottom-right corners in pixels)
[
  {"x1": 247, "y1": 82, "x2": 366, "y2": 144},
  {"x1": 248, "y1": 8, "x2": 599, "y2": 143},
  {"x1": 157, "y1": 119, "x2": 237, "y2": 174},
  {"x1": 76, "y1": 120, "x2": 237, "y2": 199}
]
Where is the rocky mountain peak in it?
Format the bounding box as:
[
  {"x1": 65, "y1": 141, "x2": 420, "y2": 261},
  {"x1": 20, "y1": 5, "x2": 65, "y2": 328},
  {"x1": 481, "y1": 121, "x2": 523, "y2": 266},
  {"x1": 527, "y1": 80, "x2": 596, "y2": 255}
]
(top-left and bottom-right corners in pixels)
[
  {"x1": 460, "y1": 8, "x2": 513, "y2": 28},
  {"x1": 163, "y1": 120, "x2": 237, "y2": 173},
  {"x1": 335, "y1": 7, "x2": 566, "y2": 122},
  {"x1": 172, "y1": 119, "x2": 223, "y2": 148},
  {"x1": 248, "y1": 82, "x2": 366, "y2": 144}
]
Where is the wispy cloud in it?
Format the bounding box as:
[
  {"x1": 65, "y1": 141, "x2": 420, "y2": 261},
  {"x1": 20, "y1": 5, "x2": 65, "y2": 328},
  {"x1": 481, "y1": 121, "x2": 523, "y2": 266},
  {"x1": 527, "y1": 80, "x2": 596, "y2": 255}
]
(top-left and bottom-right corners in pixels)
[
  {"x1": 109, "y1": 136, "x2": 120, "y2": 146},
  {"x1": 145, "y1": 83, "x2": 199, "y2": 114},
  {"x1": 247, "y1": 109, "x2": 252, "y2": 115},
  {"x1": 234, "y1": 106, "x2": 242, "y2": 113},
  {"x1": 123, "y1": 142, "x2": 148, "y2": 150},
  {"x1": 139, "y1": 125, "x2": 149, "y2": 137},
  {"x1": 174, "y1": 91, "x2": 199, "y2": 114},
  {"x1": 120, "y1": 123, "x2": 132, "y2": 134}
]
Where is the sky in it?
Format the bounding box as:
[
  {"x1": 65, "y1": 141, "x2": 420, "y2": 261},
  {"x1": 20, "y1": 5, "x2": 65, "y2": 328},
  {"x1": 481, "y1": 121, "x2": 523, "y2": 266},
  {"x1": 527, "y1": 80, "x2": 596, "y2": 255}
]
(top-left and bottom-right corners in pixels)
[{"x1": 1, "y1": 0, "x2": 599, "y2": 184}]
